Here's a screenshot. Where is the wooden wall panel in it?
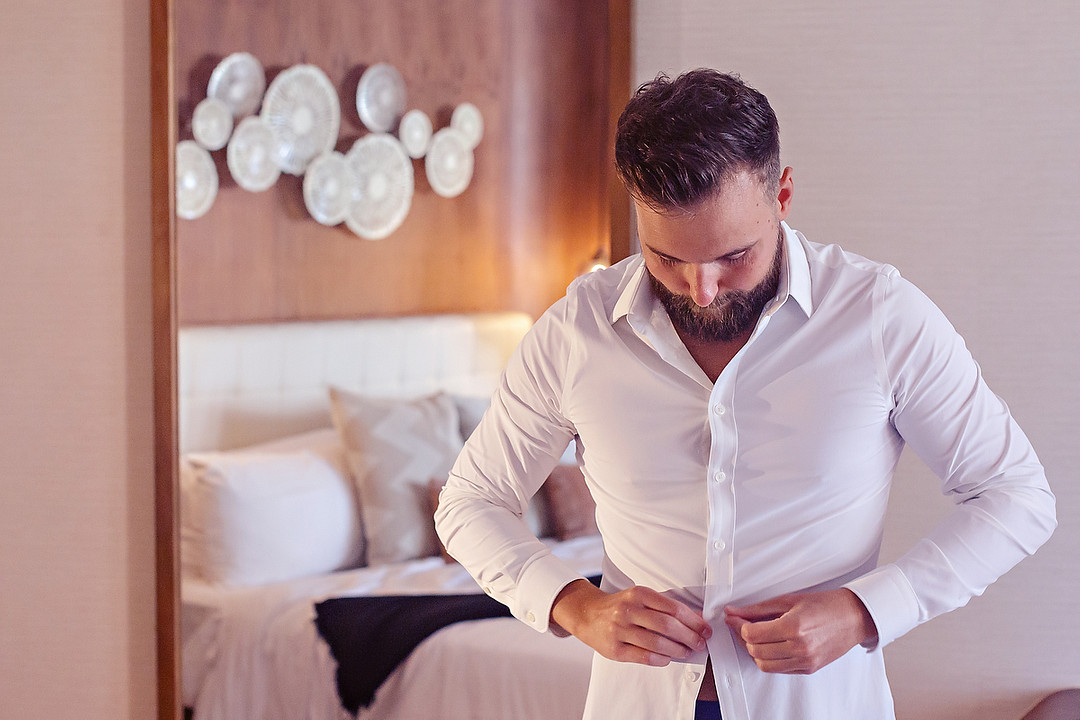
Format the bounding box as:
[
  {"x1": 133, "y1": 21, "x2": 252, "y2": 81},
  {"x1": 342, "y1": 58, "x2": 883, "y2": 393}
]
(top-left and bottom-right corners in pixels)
[{"x1": 175, "y1": 0, "x2": 625, "y2": 324}]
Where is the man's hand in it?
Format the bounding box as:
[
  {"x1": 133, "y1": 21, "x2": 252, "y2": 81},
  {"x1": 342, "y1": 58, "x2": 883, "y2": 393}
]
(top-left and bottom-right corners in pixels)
[
  {"x1": 723, "y1": 588, "x2": 877, "y2": 674},
  {"x1": 551, "y1": 579, "x2": 712, "y2": 667}
]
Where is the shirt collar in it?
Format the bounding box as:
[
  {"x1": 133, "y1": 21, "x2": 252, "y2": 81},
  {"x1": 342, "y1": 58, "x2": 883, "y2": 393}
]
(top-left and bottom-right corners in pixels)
[
  {"x1": 610, "y1": 220, "x2": 814, "y2": 327},
  {"x1": 778, "y1": 221, "x2": 814, "y2": 318},
  {"x1": 611, "y1": 260, "x2": 648, "y2": 325}
]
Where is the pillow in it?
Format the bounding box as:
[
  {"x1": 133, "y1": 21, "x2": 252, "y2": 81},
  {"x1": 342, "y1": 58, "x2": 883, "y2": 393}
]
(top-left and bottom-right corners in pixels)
[
  {"x1": 452, "y1": 394, "x2": 492, "y2": 441},
  {"x1": 329, "y1": 387, "x2": 464, "y2": 565},
  {"x1": 427, "y1": 478, "x2": 457, "y2": 564},
  {"x1": 541, "y1": 464, "x2": 598, "y2": 540},
  {"x1": 245, "y1": 427, "x2": 350, "y2": 473},
  {"x1": 180, "y1": 437, "x2": 363, "y2": 587}
]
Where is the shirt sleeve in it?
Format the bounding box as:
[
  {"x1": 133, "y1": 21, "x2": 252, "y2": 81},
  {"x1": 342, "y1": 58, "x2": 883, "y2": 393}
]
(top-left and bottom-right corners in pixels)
[
  {"x1": 844, "y1": 270, "x2": 1057, "y2": 648},
  {"x1": 434, "y1": 297, "x2": 586, "y2": 634}
]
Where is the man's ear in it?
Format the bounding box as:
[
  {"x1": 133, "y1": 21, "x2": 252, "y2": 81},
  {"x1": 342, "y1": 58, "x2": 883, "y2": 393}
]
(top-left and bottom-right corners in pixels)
[{"x1": 776, "y1": 166, "x2": 794, "y2": 221}]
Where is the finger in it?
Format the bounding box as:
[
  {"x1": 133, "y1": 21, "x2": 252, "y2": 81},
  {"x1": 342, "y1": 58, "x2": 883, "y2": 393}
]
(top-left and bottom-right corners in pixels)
[
  {"x1": 724, "y1": 613, "x2": 750, "y2": 638},
  {"x1": 621, "y1": 624, "x2": 699, "y2": 661},
  {"x1": 630, "y1": 605, "x2": 709, "y2": 653},
  {"x1": 750, "y1": 657, "x2": 813, "y2": 675},
  {"x1": 744, "y1": 639, "x2": 798, "y2": 662},
  {"x1": 612, "y1": 641, "x2": 676, "y2": 668},
  {"x1": 727, "y1": 615, "x2": 798, "y2": 662},
  {"x1": 724, "y1": 594, "x2": 797, "y2": 621},
  {"x1": 640, "y1": 590, "x2": 713, "y2": 638},
  {"x1": 738, "y1": 615, "x2": 793, "y2": 645}
]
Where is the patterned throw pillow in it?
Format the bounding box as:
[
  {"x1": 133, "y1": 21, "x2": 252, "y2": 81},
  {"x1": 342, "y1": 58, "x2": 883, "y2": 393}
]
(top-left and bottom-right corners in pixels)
[{"x1": 329, "y1": 387, "x2": 464, "y2": 565}]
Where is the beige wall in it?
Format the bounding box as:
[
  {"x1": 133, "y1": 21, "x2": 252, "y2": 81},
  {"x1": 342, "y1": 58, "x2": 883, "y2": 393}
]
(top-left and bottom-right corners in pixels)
[
  {"x1": 636, "y1": 2, "x2": 1080, "y2": 718},
  {"x1": 0, "y1": 0, "x2": 157, "y2": 718}
]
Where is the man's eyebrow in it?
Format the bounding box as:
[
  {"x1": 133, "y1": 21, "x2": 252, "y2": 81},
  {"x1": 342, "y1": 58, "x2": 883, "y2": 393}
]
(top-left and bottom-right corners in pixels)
[{"x1": 643, "y1": 241, "x2": 756, "y2": 263}]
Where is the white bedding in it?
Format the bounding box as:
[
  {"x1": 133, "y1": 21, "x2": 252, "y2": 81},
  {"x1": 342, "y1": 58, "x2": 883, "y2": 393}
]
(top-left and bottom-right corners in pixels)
[
  {"x1": 178, "y1": 313, "x2": 601, "y2": 719},
  {"x1": 182, "y1": 535, "x2": 603, "y2": 720}
]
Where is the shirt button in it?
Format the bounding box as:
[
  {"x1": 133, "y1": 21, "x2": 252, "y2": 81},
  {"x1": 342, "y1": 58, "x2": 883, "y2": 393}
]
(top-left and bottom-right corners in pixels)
[
  {"x1": 713, "y1": 471, "x2": 726, "y2": 483},
  {"x1": 713, "y1": 403, "x2": 726, "y2": 415},
  {"x1": 713, "y1": 540, "x2": 726, "y2": 551},
  {"x1": 686, "y1": 670, "x2": 700, "y2": 683},
  {"x1": 526, "y1": 611, "x2": 536, "y2": 623}
]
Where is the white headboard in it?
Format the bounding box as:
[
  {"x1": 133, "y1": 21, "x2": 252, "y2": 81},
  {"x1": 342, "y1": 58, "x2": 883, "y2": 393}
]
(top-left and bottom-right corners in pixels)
[{"x1": 178, "y1": 312, "x2": 533, "y2": 454}]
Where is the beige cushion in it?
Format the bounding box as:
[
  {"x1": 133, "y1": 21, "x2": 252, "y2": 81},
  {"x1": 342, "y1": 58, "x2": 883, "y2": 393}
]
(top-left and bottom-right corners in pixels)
[{"x1": 329, "y1": 387, "x2": 464, "y2": 565}]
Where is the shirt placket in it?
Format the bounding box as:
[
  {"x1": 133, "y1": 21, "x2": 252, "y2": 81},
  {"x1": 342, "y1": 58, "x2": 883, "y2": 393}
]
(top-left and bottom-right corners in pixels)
[
  {"x1": 702, "y1": 366, "x2": 751, "y2": 719},
  {"x1": 701, "y1": 308, "x2": 780, "y2": 720}
]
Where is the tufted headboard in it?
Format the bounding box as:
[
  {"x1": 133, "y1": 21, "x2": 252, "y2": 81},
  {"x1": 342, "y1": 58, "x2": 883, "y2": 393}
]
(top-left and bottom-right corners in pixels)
[{"x1": 178, "y1": 312, "x2": 533, "y2": 454}]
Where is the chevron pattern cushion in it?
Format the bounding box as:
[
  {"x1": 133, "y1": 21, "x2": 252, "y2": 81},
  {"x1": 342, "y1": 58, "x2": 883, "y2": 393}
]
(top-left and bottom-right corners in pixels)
[{"x1": 330, "y1": 387, "x2": 464, "y2": 565}]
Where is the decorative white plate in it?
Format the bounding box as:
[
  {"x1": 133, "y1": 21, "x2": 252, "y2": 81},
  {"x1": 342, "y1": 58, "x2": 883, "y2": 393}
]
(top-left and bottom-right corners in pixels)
[
  {"x1": 227, "y1": 115, "x2": 281, "y2": 192},
  {"x1": 303, "y1": 151, "x2": 353, "y2": 226},
  {"x1": 356, "y1": 63, "x2": 406, "y2": 133},
  {"x1": 398, "y1": 108, "x2": 432, "y2": 158},
  {"x1": 425, "y1": 127, "x2": 474, "y2": 198},
  {"x1": 450, "y1": 102, "x2": 484, "y2": 149},
  {"x1": 207, "y1": 52, "x2": 266, "y2": 118},
  {"x1": 192, "y1": 97, "x2": 234, "y2": 151},
  {"x1": 261, "y1": 64, "x2": 341, "y2": 176},
  {"x1": 344, "y1": 134, "x2": 414, "y2": 240},
  {"x1": 176, "y1": 140, "x2": 218, "y2": 220}
]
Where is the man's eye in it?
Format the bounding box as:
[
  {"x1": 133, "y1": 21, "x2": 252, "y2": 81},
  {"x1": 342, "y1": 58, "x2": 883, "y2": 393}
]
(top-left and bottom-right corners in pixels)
[{"x1": 657, "y1": 255, "x2": 678, "y2": 267}]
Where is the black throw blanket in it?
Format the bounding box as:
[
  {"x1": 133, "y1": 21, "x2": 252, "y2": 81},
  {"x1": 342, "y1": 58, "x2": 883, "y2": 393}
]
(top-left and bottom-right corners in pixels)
[{"x1": 314, "y1": 575, "x2": 601, "y2": 712}]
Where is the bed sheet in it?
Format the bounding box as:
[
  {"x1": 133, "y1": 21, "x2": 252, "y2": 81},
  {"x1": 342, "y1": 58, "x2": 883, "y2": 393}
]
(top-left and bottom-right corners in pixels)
[{"x1": 182, "y1": 535, "x2": 603, "y2": 720}]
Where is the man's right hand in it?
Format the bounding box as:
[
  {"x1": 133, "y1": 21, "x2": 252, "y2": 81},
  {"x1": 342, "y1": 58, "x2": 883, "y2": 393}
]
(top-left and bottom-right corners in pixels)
[{"x1": 550, "y1": 578, "x2": 712, "y2": 666}]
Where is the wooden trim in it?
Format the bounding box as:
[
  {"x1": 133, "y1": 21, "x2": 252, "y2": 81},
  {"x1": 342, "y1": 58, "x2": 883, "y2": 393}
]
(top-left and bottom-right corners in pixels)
[
  {"x1": 156, "y1": 4, "x2": 631, "y2": 717},
  {"x1": 151, "y1": 0, "x2": 180, "y2": 717},
  {"x1": 607, "y1": 0, "x2": 633, "y2": 263}
]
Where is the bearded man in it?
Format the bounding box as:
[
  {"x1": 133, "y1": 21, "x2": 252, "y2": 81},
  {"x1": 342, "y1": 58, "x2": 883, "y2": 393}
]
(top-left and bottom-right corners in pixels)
[{"x1": 435, "y1": 69, "x2": 1056, "y2": 720}]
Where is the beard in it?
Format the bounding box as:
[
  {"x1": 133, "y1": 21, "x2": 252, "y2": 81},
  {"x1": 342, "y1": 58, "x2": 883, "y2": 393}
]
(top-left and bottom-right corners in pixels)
[{"x1": 648, "y1": 228, "x2": 784, "y2": 343}]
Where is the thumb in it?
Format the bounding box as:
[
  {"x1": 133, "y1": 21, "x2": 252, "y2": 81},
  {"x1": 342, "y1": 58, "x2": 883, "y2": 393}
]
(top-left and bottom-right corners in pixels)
[
  {"x1": 723, "y1": 612, "x2": 750, "y2": 636},
  {"x1": 724, "y1": 594, "x2": 798, "y2": 622}
]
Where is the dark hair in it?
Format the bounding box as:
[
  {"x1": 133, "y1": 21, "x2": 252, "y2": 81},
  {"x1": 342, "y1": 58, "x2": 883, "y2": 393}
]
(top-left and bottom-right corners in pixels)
[{"x1": 615, "y1": 69, "x2": 781, "y2": 211}]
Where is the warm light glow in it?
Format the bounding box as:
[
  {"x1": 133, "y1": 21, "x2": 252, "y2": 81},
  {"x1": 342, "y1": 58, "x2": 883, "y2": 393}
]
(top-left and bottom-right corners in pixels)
[{"x1": 577, "y1": 249, "x2": 610, "y2": 276}]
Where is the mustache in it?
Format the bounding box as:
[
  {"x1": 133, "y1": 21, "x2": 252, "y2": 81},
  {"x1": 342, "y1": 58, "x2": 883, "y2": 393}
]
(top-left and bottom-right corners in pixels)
[{"x1": 645, "y1": 228, "x2": 784, "y2": 343}]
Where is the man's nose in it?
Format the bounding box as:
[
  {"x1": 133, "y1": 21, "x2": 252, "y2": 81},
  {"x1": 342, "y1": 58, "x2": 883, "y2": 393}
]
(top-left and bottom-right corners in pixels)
[{"x1": 686, "y1": 264, "x2": 720, "y2": 307}]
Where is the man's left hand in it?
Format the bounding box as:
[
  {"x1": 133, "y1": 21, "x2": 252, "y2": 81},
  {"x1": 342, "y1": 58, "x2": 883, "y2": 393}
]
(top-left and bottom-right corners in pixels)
[{"x1": 723, "y1": 588, "x2": 878, "y2": 674}]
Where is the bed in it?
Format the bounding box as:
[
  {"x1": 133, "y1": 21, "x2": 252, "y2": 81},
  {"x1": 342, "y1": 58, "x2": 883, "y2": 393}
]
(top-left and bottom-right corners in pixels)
[{"x1": 178, "y1": 312, "x2": 602, "y2": 720}]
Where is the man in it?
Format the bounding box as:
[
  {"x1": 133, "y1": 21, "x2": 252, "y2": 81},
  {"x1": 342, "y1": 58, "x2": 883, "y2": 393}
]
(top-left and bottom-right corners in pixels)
[{"x1": 434, "y1": 69, "x2": 1056, "y2": 720}]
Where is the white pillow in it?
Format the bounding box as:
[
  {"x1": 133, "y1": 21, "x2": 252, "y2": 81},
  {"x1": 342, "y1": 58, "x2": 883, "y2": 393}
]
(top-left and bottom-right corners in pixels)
[
  {"x1": 180, "y1": 429, "x2": 363, "y2": 587},
  {"x1": 329, "y1": 387, "x2": 464, "y2": 565}
]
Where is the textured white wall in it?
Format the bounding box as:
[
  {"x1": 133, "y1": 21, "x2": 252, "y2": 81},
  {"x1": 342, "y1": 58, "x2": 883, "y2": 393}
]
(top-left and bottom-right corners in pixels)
[
  {"x1": 0, "y1": 0, "x2": 156, "y2": 718},
  {"x1": 635, "y1": 2, "x2": 1079, "y2": 718}
]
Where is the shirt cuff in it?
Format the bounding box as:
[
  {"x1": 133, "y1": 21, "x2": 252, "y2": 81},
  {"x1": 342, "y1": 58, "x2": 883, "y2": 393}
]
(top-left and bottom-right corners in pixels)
[
  {"x1": 843, "y1": 563, "x2": 921, "y2": 649},
  {"x1": 509, "y1": 551, "x2": 587, "y2": 635}
]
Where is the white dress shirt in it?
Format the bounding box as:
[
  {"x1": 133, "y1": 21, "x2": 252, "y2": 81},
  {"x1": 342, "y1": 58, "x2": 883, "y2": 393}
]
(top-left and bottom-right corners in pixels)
[{"x1": 434, "y1": 223, "x2": 1056, "y2": 720}]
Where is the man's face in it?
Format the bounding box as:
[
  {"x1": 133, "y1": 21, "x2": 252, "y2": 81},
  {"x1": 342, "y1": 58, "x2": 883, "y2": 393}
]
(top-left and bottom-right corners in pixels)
[{"x1": 637, "y1": 168, "x2": 793, "y2": 343}]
